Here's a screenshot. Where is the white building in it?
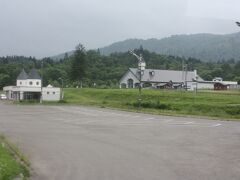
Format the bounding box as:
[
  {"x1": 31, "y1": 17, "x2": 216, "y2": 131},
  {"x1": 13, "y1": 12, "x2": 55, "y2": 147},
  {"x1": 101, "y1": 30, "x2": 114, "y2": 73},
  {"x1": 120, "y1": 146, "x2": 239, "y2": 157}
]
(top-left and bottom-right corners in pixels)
[
  {"x1": 3, "y1": 69, "x2": 61, "y2": 101},
  {"x1": 42, "y1": 85, "x2": 61, "y2": 101},
  {"x1": 197, "y1": 77, "x2": 238, "y2": 90},
  {"x1": 120, "y1": 68, "x2": 204, "y2": 90},
  {"x1": 119, "y1": 68, "x2": 238, "y2": 91}
]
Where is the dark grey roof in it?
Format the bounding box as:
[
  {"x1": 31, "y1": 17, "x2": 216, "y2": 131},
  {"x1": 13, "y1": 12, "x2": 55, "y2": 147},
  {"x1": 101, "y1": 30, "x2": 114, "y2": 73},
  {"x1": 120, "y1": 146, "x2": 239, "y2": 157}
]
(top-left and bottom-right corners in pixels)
[
  {"x1": 28, "y1": 68, "x2": 41, "y2": 79},
  {"x1": 17, "y1": 69, "x2": 28, "y2": 80},
  {"x1": 129, "y1": 68, "x2": 204, "y2": 83}
]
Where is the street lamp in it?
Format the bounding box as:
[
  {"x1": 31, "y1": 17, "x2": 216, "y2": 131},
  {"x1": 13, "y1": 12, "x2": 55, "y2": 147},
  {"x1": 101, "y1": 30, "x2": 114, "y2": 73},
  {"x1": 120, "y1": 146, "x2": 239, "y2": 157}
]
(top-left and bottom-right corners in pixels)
[
  {"x1": 58, "y1": 78, "x2": 64, "y2": 100},
  {"x1": 129, "y1": 50, "x2": 146, "y2": 108}
]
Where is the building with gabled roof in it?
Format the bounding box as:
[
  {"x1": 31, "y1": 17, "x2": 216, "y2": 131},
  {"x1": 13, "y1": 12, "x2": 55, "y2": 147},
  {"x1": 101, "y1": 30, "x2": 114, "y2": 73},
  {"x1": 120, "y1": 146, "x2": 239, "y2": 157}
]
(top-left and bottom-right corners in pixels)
[
  {"x1": 3, "y1": 68, "x2": 60, "y2": 101},
  {"x1": 120, "y1": 68, "x2": 203, "y2": 90},
  {"x1": 120, "y1": 68, "x2": 238, "y2": 90}
]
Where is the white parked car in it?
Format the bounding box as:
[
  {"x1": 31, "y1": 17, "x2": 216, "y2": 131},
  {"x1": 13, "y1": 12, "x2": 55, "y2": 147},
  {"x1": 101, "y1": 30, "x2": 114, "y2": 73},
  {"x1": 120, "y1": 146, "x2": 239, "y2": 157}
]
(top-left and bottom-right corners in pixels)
[{"x1": 0, "y1": 94, "x2": 7, "y2": 100}]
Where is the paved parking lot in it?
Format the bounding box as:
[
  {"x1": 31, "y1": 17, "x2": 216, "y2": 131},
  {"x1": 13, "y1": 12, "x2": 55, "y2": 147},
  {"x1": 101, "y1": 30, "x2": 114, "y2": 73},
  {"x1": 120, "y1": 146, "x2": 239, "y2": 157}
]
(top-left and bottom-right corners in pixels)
[{"x1": 0, "y1": 102, "x2": 240, "y2": 180}]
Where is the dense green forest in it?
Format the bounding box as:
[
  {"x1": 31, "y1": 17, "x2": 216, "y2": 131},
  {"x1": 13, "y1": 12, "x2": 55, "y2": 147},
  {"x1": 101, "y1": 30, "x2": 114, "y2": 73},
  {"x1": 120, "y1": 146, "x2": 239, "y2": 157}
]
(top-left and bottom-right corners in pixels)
[
  {"x1": 1, "y1": 46, "x2": 240, "y2": 89},
  {"x1": 99, "y1": 32, "x2": 240, "y2": 62}
]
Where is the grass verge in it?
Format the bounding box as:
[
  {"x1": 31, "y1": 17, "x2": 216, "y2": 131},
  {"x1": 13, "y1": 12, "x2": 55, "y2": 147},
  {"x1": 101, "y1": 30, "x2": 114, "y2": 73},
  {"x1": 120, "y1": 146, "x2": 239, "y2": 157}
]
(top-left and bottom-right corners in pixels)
[
  {"x1": 0, "y1": 135, "x2": 30, "y2": 180},
  {"x1": 62, "y1": 88, "x2": 240, "y2": 120},
  {"x1": 15, "y1": 88, "x2": 240, "y2": 120}
]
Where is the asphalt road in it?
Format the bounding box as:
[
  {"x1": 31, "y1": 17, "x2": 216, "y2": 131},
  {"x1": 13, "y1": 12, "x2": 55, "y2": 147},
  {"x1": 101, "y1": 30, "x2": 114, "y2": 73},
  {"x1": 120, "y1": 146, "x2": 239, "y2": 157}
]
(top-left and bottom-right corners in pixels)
[{"x1": 0, "y1": 102, "x2": 240, "y2": 180}]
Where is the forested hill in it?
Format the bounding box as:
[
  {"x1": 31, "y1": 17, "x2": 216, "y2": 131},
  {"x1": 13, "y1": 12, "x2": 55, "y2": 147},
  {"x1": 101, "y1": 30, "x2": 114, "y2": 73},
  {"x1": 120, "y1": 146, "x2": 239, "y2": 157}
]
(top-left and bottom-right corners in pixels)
[
  {"x1": 99, "y1": 32, "x2": 240, "y2": 62},
  {"x1": 1, "y1": 49, "x2": 240, "y2": 89}
]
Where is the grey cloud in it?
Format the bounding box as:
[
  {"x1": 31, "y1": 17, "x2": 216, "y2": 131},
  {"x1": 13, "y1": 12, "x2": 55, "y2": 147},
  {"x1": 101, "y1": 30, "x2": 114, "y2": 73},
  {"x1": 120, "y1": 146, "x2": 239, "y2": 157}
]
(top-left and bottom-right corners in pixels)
[{"x1": 0, "y1": 0, "x2": 239, "y2": 58}]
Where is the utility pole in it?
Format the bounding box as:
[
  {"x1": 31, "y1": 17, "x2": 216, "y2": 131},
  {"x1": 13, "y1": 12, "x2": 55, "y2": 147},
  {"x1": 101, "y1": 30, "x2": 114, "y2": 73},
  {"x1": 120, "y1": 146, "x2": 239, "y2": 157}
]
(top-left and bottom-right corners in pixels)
[
  {"x1": 129, "y1": 50, "x2": 146, "y2": 108},
  {"x1": 185, "y1": 64, "x2": 188, "y2": 90},
  {"x1": 40, "y1": 60, "x2": 43, "y2": 103},
  {"x1": 195, "y1": 76, "x2": 198, "y2": 95},
  {"x1": 58, "y1": 78, "x2": 64, "y2": 100},
  {"x1": 182, "y1": 62, "x2": 188, "y2": 91}
]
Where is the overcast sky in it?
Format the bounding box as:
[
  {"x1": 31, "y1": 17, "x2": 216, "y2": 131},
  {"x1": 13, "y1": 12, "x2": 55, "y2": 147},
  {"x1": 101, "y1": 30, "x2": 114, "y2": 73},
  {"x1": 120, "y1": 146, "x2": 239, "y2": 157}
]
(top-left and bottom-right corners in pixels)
[{"x1": 1, "y1": 0, "x2": 240, "y2": 58}]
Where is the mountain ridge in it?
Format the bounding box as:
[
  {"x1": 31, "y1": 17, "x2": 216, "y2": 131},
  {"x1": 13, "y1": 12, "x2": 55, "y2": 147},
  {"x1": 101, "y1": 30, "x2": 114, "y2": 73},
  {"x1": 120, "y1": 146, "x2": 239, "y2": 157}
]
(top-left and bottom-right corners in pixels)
[
  {"x1": 51, "y1": 32, "x2": 240, "y2": 62},
  {"x1": 99, "y1": 32, "x2": 240, "y2": 62}
]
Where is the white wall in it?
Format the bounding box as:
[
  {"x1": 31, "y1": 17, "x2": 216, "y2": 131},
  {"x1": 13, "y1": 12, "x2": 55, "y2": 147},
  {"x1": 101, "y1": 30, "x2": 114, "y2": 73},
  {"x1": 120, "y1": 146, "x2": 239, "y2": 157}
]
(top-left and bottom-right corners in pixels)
[
  {"x1": 120, "y1": 71, "x2": 139, "y2": 88},
  {"x1": 16, "y1": 79, "x2": 41, "y2": 87},
  {"x1": 42, "y1": 87, "x2": 61, "y2": 101},
  {"x1": 197, "y1": 82, "x2": 214, "y2": 90},
  {"x1": 17, "y1": 79, "x2": 41, "y2": 87},
  {"x1": 16, "y1": 80, "x2": 28, "y2": 87},
  {"x1": 186, "y1": 82, "x2": 214, "y2": 91},
  {"x1": 26, "y1": 79, "x2": 41, "y2": 87}
]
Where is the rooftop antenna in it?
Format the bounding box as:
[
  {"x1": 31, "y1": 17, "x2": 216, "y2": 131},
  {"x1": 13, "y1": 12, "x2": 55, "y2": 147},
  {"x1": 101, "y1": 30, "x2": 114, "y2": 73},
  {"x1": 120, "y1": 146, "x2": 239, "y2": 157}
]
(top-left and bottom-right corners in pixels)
[{"x1": 129, "y1": 49, "x2": 146, "y2": 70}]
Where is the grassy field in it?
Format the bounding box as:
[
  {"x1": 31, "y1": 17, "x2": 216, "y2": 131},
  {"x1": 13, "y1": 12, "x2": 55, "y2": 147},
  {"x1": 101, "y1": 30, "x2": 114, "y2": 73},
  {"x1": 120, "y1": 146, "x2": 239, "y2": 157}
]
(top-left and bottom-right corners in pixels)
[
  {"x1": 0, "y1": 135, "x2": 29, "y2": 180},
  {"x1": 62, "y1": 88, "x2": 240, "y2": 120}
]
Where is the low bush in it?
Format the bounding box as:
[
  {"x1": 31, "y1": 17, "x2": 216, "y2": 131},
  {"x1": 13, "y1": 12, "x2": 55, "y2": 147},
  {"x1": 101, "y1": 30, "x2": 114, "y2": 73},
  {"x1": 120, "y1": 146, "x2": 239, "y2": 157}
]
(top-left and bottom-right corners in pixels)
[
  {"x1": 132, "y1": 101, "x2": 171, "y2": 110},
  {"x1": 58, "y1": 99, "x2": 67, "y2": 103},
  {"x1": 225, "y1": 106, "x2": 240, "y2": 115}
]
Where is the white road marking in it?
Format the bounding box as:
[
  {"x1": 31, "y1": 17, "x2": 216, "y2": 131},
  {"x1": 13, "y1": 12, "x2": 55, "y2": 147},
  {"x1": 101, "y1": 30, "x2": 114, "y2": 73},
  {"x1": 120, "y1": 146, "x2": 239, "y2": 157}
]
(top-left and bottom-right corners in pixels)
[
  {"x1": 53, "y1": 106, "x2": 224, "y2": 128},
  {"x1": 106, "y1": 112, "x2": 141, "y2": 119},
  {"x1": 163, "y1": 119, "x2": 174, "y2": 123},
  {"x1": 168, "y1": 121, "x2": 192, "y2": 125},
  {"x1": 55, "y1": 107, "x2": 99, "y2": 117},
  {"x1": 76, "y1": 121, "x2": 98, "y2": 124},
  {"x1": 144, "y1": 117, "x2": 155, "y2": 120},
  {"x1": 131, "y1": 116, "x2": 141, "y2": 118},
  {"x1": 212, "y1": 123, "x2": 222, "y2": 127},
  {"x1": 183, "y1": 121, "x2": 194, "y2": 125},
  {"x1": 76, "y1": 108, "x2": 104, "y2": 113}
]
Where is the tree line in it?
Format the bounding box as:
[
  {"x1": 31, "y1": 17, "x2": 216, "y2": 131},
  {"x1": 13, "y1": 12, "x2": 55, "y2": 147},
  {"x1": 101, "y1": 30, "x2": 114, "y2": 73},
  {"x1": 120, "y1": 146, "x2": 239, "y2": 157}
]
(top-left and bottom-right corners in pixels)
[{"x1": 1, "y1": 44, "x2": 240, "y2": 89}]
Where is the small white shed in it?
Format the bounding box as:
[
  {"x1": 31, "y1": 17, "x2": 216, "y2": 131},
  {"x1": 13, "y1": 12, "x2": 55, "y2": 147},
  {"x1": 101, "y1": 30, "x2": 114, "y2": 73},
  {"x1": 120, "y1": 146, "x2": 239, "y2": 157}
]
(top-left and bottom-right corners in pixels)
[{"x1": 42, "y1": 85, "x2": 61, "y2": 101}]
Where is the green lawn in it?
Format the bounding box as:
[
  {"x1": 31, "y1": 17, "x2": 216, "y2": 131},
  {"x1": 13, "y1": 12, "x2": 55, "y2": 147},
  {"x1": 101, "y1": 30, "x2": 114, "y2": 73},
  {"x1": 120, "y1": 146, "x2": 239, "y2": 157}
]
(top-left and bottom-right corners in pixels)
[
  {"x1": 62, "y1": 88, "x2": 240, "y2": 120},
  {"x1": 0, "y1": 136, "x2": 29, "y2": 180}
]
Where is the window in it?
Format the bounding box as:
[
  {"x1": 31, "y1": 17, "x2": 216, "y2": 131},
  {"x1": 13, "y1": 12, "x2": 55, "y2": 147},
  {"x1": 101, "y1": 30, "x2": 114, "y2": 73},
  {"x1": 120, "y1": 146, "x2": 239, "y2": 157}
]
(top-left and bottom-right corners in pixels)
[
  {"x1": 29, "y1": 81, "x2": 33, "y2": 85},
  {"x1": 53, "y1": 92, "x2": 55, "y2": 95},
  {"x1": 36, "y1": 82, "x2": 39, "y2": 85},
  {"x1": 127, "y1": 79, "x2": 134, "y2": 88},
  {"x1": 149, "y1": 71, "x2": 155, "y2": 76},
  {"x1": 20, "y1": 81, "x2": 22, "y2": 85},
  {"x1": 47, "y1": 92, "x2": 49, "y2": 94}
]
